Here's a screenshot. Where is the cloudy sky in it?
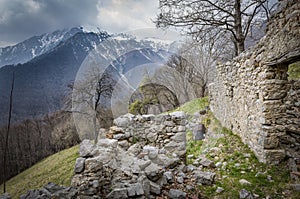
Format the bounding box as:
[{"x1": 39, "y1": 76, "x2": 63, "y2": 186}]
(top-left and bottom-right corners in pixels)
[{"x1": 0, "y1": 0, "x2": 160, "y2": 47}]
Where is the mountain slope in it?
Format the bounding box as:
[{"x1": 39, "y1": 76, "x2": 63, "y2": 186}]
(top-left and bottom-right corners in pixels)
[
  {"x1": 0, "y1": 27, "x2": 84, "y2": 68},
  {"x1": 0, "y1": 30, "x2": 179, "y2": 126},
  {"x1": 0, "y1": 31, "x2": 110, "y2": 125}
]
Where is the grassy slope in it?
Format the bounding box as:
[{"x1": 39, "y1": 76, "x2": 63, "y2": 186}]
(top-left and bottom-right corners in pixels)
[
  {"x1": 0, "y1": 145, "x2": 79, "y2": 199},
  {"x1": 171, "y1": 96, "x2": 209, "y2": 114},
  {"x1": 181, "y1": 98, "x2": 297, "y2": 198}
]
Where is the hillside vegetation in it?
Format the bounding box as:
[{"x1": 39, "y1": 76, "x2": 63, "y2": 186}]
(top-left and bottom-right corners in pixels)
[{"x1": 0, "y1": 145, "x2": 79, "y2": 198}]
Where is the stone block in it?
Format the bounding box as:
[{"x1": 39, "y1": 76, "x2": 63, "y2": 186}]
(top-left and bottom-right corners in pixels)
[
  {"x1": 145, "y1": 163, "x2": 163, "y2": 181},
  {"x1": 168, "y1": 189, "x2": 187, "y2": 199},
  {"x1": 97, "y1": 138, "x2": 118, "y2": 149},
  {"x1": 263, "y1": 136, "x2": 279, "y2": 149},
  {"x1": 127, "y1": 183, "x2": 144, "y2": 197},
  {"x1": 74, "y1": 157, "x2": 85, "y2": 173},
  {"x1": 265, "y1": 149, "x2": 286, "y2": 164},
  {"x1": 79, "y1": 139, "x2": 95, "y2": 158},
  {"x1": 149, "y1": 181, "x2": 161, "y2": 195},
  {"x1": 171, "y1": 132, "x2": 186, "y2": 142},
  {"x1": 106, "y1": 188, "x2": 128, "y2": 199}
]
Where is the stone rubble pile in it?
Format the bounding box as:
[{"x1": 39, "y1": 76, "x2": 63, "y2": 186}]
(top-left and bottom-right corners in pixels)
[
  {"x1": 17, "y1": 111, "x2": 217, "y2": 198},
  {"x1": 71, "y1": 112, "x2": 202, "y2": 198}
]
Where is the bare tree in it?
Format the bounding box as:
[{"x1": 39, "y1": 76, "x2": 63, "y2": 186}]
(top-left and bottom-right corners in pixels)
[
  {"x1": 156, "y1": 0, "x2": 277, "y2": 55},
  {"x1": 177, "y1": 37, "x2": 222, "y2": 97},
  {"x1": 3, "y1": 72, "x2": 14, "y2": 193},
  {"x1": 151, "y1": 63, "x2": 197, "y2": 104},
  {"x1": 72, "y1": 66, "x2": 114, "y2": 144}
]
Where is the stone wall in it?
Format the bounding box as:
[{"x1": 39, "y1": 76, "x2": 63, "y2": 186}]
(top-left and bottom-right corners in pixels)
[
  {"x1": 105, "y1": 112, "x2": 186, "y2": 158},
  {"x1": 71, "y1": 112, "x2": 187, "y2": 198},
  {"x1": 209, "y1": 0, "x2": 300, "y2": 164},
  {"x1": 282, "y1": 80, "x2": 300, "y2": 159}
]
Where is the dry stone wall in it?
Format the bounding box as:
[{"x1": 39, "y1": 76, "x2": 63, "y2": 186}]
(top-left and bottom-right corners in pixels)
[
  {"x1": 209, "y1": 0, "x2": 300, "y2": 164},
  {"x1": 71, "y1": 112, "x2": 188, "y2": 198}
]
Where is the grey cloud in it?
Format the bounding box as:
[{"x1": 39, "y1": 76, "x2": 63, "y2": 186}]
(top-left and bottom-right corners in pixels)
[{"x1": 0, "y1": 0, "x2": 159, "y2": 47}]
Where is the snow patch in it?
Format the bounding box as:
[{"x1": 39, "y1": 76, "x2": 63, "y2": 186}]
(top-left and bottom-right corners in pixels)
[{"x1": 31, "y1": 48, "x2": 36, "y2": 57}]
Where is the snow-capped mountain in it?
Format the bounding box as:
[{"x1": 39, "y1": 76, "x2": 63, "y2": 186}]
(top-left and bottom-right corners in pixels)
[
  {"x1": 0, "y1": 27, "x2": 180, "y2": 126},
  {"x1": 0, "y1": 27, "x2": 87, "y2": 67}
]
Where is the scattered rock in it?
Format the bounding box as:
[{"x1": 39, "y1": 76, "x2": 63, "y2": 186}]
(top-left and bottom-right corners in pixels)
[
  {"x1": 20, "y1": 183, "x2": 78, "y2": 199},
  {"x1": 176, "y1": 176, "x2": 184, "y2": 184},
  {"x1": 187, "y1": 154, "x2": 194, "y2": 159},
  {"x1": 239, "y1": 179, "x2": 252, "y2": 185},
  {"x1": 239, "y1": 189, "x2": 254, "y2": 199},
  {"x1": 194, "y1": 171, "x2": 216, "y2": 185},
  {"x1": 267, "y1": 175, "x2": 273, "y2": 182},
  {"x1": 186, "y1": 164, "x2": 196, "y2": 172},
  {"x1": 290, "y1": 184, "x2": 300, "y2": 192},
  {"x1": 216, "y1": 187, "x2": 225, "y2": 193},
  {"x1": 193, "y1": 124, "x2": 205, "y2": 140},
  {"x1": 164, "y1": 171, "x2": 174, "y2": 182},
  {"x1": 169, "y1": 189, "x2": 187, "y2": 199},
  {"x1": 0, "y1": 193, "x2": 11, "y2": 199},
  {"x1": 215, "y1": 162, "x2": 223, "y2": 168},
  {"x1": 150, "y1": 181, "x2": 161, "y2": 195},
  {"x1": 199, "y1": 157, "x2": 216, "y2": 168}
]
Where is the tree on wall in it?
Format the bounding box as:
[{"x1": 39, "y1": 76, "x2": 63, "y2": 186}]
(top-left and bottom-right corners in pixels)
[{"x1": 156, "y1": 0, "x2": 277, "y2": 56}]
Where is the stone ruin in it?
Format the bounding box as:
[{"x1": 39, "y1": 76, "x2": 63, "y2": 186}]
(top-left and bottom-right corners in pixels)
[
  {"x1": 209, "y1": 0, "x2": 300, "y2": 164},
  {"x1": 16, "y1": 111, "x2": 217, "y2": 199},
  {"x1": 71, "y1": 112, "x2": 188, "y2": 198}
]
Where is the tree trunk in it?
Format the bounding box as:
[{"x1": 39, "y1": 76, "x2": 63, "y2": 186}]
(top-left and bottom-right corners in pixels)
[
  {"x1": 3, "y1": 72, "x2": 14, "y2": 193},
  {"x1": 234, "y1": 0, "x2": 245, "y2": 55}
]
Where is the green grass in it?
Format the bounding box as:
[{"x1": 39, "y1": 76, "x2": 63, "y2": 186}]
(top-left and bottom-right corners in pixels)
[
  {"x1": 186, "y1": 112, "x2": 297, "y2": 198},
  {"x1": 171, "y1": 96, "x2": 209, "y2": 115},
  {"x1": 288, "y1": 61, "x2": 300, "y2": 80},
  {"x1": 0, "y1": 145, "x2": 79, "y2": 199}
]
